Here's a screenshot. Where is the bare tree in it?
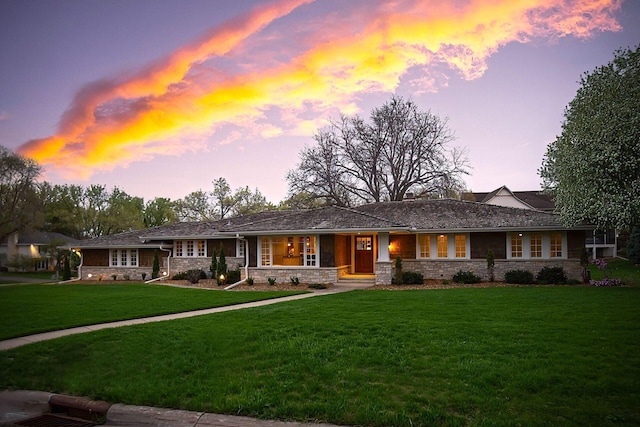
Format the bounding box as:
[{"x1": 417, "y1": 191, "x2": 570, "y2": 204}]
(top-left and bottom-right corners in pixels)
[{"x1": 287, "y1": 97, "x2": 468, "y2": 206}]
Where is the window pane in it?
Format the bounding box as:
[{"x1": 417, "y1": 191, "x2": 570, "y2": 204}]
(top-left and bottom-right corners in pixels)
[
  {"x1": 238, "y1": 240, "x2": 245, "y2": 258},
  {"x1": 530, "y1": 233, "x2": 542, "y2": 258},
  {"x1": 511, "y1": 234, "x2": 523, "y2": 258},
  {"x1": 550, "y1": 233, "x2": 562, "y2": 257},
  {"x1": 306, "y1": 236, "x2": 316, "y2": 266},
  {"x1": 418, "y1": 235, "x2": 430, "y2": 258},
  {"x1": 130, "y1": 249, "x2": 138, "y2": 266},
  {"x1": 111, "y1": 250, "x2": 118, "y2": 266},
  {"x1": 261, "y1": 238, "x2": 271, "y2": 266},
  {"x1": 186, "y1": 240, "x2": 194, "y2": 257},
  {"x1": 175, "y1": 241, "x2": 183, "y2": 257},
  {"x1": 197, "y1": 240, "x2": 205, "y2": 257},
  {"x1": 455, "y1": 235, "x2": 466, "y2": 258},
  {"x1": 437, "y1": 235, "x2": 448, "y2": 258},
  {"x1": 120, "y1": 250, "x2": 128, "y2": 266}
]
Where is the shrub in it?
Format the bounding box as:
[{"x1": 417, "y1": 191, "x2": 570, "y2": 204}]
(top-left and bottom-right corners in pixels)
[
  {"x1": 536, "y1": 266, "x2": 567, "y2": 284},
  {"x1": 401, "y1": 271, "x2": 424, "y2": 284},
  {"x1": 226, "y1": 268, "x2": 241, "y2": 284},
  {"x1": 442, "y1": 280, "x2": 450, "y2": 285},
  {"x1": 504, "y1": 269, "x2": 534, "y2": 284},
  {"x1": 172, "y1": 269, "x2": 207, "y2": 283},
  {"x1": 290, "y1": 277, "x2": 300, "y2": 286},
  {"x1": 123, "y1": 274, "x2": 130, "y2": 281},
  {"x1": 267, "y1": 277, "x2": 276, "y2": 286},
  {"x1": 152, "y1": 250, "x2": 160, "y2": 279},
  {"x1": 452, "y1": 270, "x2": 481, "y2": 284},
  {"x1": 393, "y1": 257, "x2": 403, "y2": 284},
  {"x1": 246, "y1": 277, "x2": 254, "y2": 286},
  {"x1": 628, "y1": 226, "x2": 640, "y2": 264},
  {"x1": 141, "y1": 272, "x2": 147, "y2": 281},
  {"x1": 308, "y1": 283, "x2": 327, "y2": 289},
  {"x1": 111, "y1": 274, "x2": 118, "y2": 281},
  {"x1": 62, "y1": 255, "x2": 71, "y2": 281}
]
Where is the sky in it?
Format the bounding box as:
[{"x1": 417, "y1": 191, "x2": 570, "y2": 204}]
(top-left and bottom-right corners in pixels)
[{"x1": 1, "y1": 0, "x2": 639, "y2": 204}]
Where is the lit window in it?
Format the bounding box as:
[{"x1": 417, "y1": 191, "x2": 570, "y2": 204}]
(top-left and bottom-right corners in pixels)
[
  {"x1": 530, "y1": 233, "x2": 542, "y2": 258},
  {"x1": 197, "y1": 240, "x2": 206, "y2": 257},
  {"x1": 511, "y1": 234, "x2": 523, "y2": 258},
  {"x1": 550, "y1": 233, "x2": 562, "y2": 258},
  {"x1": 455, "y1": 234, "x2": 466, "y2": 258},
  {"x1": 437, "y1": 235, "x2": 448, "y2": 258},
  {"x1": 418, "y1": 235, "x2": 430, "y2": 258},
  {"x1": 261, "y1": 238, "x2": 271, "y2": 266}
]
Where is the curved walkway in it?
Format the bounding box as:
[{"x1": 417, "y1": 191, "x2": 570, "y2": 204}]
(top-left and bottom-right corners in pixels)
[{"x1": 0, "y1": 285, "x2": 366, "y2": 426}]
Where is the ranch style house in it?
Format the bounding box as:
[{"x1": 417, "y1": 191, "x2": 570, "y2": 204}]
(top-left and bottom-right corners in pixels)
[{"x1": 68, "y1": 199, "x2": 593, "y2": 284}]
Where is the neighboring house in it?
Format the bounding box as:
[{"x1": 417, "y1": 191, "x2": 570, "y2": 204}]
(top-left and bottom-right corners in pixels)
[
  {"x1": 0, "y1": 231, "x2": 78, "y2": 272},
  {"x1": 68, "y1": 199, "x2": 591, "y2": 284},
  {"x1": 469, "y1": 185, "x2": 616, "y2": 258}
]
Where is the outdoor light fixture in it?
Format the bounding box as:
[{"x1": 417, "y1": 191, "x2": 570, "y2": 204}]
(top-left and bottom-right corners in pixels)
[
  {"x1": 162, "y1": 272, "x2": 167, "y2": 276},
  {"x1": 88, "y1": 274, "x2": 92, "y2": 278}
]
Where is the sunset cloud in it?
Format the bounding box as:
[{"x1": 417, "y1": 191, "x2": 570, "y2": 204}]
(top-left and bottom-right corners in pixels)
[{"x1": 18, "y1": 0, "x2": 622, "y2": 177}]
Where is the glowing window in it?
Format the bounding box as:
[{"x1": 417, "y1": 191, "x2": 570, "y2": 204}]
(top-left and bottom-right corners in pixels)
[
  {"x1": 511, "y1": 234, "x2": 523, "y2": 258},
  {"x1": 455, "y1": 235, "x2": 466, "y2": 258},
  {"x1": 418, "y1": 235, "x2": 430, "y2": 258},
  {"x1": 437, "y1": 235, "x2": 448, "y2": 258},
  {"x1": 550, "y1": 233, "x2": 562, "y2": 258},
  {"x1": 530, "y1": 233, "x2": 542, "y2": 258}
]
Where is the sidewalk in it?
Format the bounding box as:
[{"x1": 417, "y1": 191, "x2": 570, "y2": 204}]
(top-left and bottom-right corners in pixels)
[
  {"x1": 0, "y1": 287, "x2": 360, "y2": 426},
  {"x1": 0, "y1": 390, "x2": 346, "y2": 427},
  {"x1": 0, "y1": 288, "x2": 350, "y2": 351}
]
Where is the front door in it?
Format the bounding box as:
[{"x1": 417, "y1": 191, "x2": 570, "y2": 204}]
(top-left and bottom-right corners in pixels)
[{"x1": 355, "y1": 235, "x2": 374, "y2": 273}]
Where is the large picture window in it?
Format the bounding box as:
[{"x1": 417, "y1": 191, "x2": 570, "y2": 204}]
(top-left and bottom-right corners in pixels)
[
  {"x1": 511, "y1": 233, "x2": 523, "y2": 258},
  {"x1": 550, "y1": 233, "x2": 563, "y2": 258},
  {"x1": 417, "y1": 233, "x2": 469, "y2": 259},
  {"x1": 455, "y1": 235, "x2": 466, "y2": 258},
  {"x1": 507, "y1": 232, "x2": 565, "y2": 259},
  {"x1": 110, "y1": 249, "x2": 138, "y2": 267},
  {"x1": 437, "y1": 235, "x2": 448, "y2": 258},
  {"x1": 530, "y1": 233, "x2": 542, "y2": 258},
  {"x1": 174, "y1": 240, "x2": 206, "y2": 258},
  {"x1": 259, "y1": 235, "x2": 318, "y2": 267},
  {"x1": 418, "y1": 235, "x2": 430, "y2": 258}
]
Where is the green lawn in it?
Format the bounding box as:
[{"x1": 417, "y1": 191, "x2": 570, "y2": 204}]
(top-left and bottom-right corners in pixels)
[
  {"x1": 588, "y1": 258, "x2": 640, "y2": 285},
  {"x1": 1, "y1": 287, "x2": 638, "y2": 426},
  {"x1": 0, "y1": 283, "x2": 304, "y2": 340}
]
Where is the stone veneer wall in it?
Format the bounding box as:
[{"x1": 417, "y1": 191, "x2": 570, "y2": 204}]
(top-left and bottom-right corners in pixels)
[
  {"x1": 399, "y1": 259, "x2": 582, "y2": 282},
  {"x1": 247, "y1": 265, "x2": 350, "y2": 285},
  {"x1": 81, "y1": 257, "x2": 245, "y2": 281},
  {"x1": 375, "y1": 261, "x2": 392, "y2": 285}
]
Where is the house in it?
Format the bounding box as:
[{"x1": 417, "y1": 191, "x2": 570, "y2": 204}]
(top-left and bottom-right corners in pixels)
[
  {"x1": 68, "y1": 199, "x2": 592, "y2": 284},
  {"x1": 0, "y1": 231, "x2": 78, "y2": 272},
  {"x1": 468, "y1": 185, "x2": 616, "y2": 258}
]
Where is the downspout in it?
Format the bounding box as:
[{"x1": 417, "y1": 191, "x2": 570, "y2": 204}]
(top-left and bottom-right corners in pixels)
[
  {"x1": 146, "y1": 245, "x2": 172, "y2": 283},
  {"x1": 224, "y1": 235, "x2": 249, "y2": 290}
]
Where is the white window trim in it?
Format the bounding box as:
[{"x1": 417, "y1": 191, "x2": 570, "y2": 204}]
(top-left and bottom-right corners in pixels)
[
  {"x1": 257, "y1": 235, "x2": 319, "y2": 267},
  {"x1": 173, "y1": 240, "x2": 207, "y2": 258},
  {"x1": 416, "y1": 233, "x2": 470, "y2": 259},
  {"x1": 507, "y1": 232, "x2": 567, "y2": 260},
  {"x1": 109, "y1": 249, "x2": 139, "y2": 267}
]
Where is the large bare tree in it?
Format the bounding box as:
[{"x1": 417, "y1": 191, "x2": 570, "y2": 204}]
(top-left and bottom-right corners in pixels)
[{"x1": 287, "y1": 97, "x2": 468, "y2": 206}]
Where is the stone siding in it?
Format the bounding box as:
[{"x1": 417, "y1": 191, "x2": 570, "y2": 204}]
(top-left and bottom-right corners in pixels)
[
  {"x1": 399, "y1": 259, "x2": 582, "y2": 282},
  {"x1": 375, "y1": 261, "x2": 393, "y2": 285},
  {"x1": 170, "y1": 257, "x2": 244, "y2": 275},
  {"x1": 247, "y1": 265, "x2": 350, "y2": 285},
  {"x1": 80, "y1": 267, "x2": 155, "y2": 281}
]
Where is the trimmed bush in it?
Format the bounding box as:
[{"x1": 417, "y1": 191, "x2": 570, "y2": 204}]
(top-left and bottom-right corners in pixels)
[
  {"x1": 452, "y1": 270, "x2": 481, "y2": 284},
  {"x1": 504, "y1": 269, "x2": 534, "y2": 284},
  {"x1": 267, "y1": 277, "x2": 276, "y2": 286},
  {"x1": 172, "y1": 269, "x2": 207, "y2": 284},
  {"x1": 308, "y1": 283, "x2": 327, "y2": 289},
  {"x1": 536, "y1": 266, "x2": 567, "y2": 285},
  {"x1": 290, "y1": 277, "x2": 300, "y2": 286},
  {"x1": 226, "y1": 268, "x2": 241, "y2": 284},
  {"x1": 246, "y1": 277, "x2": 254, "y2": 286},
  {"x1": 401, "y1": 271, "x2": 424, "y2": 285}
]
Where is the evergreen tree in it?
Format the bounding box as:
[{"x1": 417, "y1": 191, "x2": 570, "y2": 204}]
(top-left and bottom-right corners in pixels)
[
  {"x1": 210, "y1": 248, "x2": 218, "y2": 278},
  {"x1": 62, "y1": 254, "x2": 71, "y2": 281},
  {"x1": 152, "y1": 249, "x2": 160, "y2": 279},
  {"x1": 628, "y1": 227, "x2": 640, "y2": 264},
  {"x1": 216, "y1": 243, "x2": 227, "y2": 283}
]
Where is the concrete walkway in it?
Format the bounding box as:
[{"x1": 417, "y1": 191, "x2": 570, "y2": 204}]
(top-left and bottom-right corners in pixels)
[
  {"x1": 0, "y1": 285, "x2": 366, "y2": 426},
  {"x1": 0, "y1": 285, "x2": 362, "y2": 351}
]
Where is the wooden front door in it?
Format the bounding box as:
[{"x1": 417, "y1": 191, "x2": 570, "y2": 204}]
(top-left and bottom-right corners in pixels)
[{"x1": 355, "y1": 235, "x2": 374, "y2": 273}]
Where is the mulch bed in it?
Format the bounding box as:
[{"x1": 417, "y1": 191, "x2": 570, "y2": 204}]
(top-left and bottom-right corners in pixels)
[{"x1": 163, "y1": 279, "x2": 332, "y2": 291}]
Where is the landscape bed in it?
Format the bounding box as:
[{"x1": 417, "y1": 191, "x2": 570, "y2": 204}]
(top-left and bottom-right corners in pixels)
[{"x1": 1, "y1": 287, "x2": 638, "y2": 426}]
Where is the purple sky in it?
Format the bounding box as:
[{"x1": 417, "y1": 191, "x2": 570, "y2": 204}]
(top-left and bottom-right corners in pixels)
[{"x1": 1, "y1": 0, "x2": 638, "y2": 204}]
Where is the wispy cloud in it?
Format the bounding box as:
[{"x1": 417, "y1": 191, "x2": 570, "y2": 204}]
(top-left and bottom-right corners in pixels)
[{"x1": 18, "y1": 0, "x2": 622, "y2": 177}]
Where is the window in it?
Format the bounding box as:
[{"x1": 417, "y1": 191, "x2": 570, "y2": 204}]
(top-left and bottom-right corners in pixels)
[
  {"x1": 356, "y1": 236, "x2": 372, "y2": 250},
  {"x1": 237, "y1": 240, "x2": 245, "y2": 258},
  {"x1": 259, "y1": 235, "x2": 318, "y2": 267},
  {"x1": 110, "y1": 249, "x2": 138, "y2": 267},
  {"x1": 530, "y1": 233, "x2": 542, "y2": 258},
  {"x1": 261, "y1": 237, "x2": 271, "y2": 266},
  {"x1": 174, "y1": 240, "x2": 206, "y2": 257},
  {"x1": 550, "y1": 233, "x2": 562, "y2": 258},
  {"x1": 418, "y1": 235, "x2": 430, "y2": 258},
  {"x1": 437, "y1": 235, "x2": 448, "y2": 258},
  {"x1": 511, "y1": 234, "x2": 523, "y2": 258},
  {"x1": 455, "y1": 235, "x2": 466, "y2": 258}
]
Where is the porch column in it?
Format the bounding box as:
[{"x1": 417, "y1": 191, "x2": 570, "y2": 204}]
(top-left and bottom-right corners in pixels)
[{"x1": 378, "y1": 232, "x2": 390, "y2": 262}]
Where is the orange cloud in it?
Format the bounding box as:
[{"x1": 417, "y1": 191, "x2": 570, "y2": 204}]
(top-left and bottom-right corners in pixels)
[{"x1": 18, "y1": 0, "x2": 622, "y2": 177}]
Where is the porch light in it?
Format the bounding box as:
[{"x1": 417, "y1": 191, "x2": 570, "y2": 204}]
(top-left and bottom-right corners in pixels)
[
  {"x1": 88, "y1": 274, "x2": 92, "y2": 278},
  {"x1": 219, "y1": 274, "x2": 225, "y2": 281}
]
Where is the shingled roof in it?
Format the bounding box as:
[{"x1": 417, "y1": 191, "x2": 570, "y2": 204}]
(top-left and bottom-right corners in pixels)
[{"x1": 71, "y1": 199, "x2": 583, "y2": 248}]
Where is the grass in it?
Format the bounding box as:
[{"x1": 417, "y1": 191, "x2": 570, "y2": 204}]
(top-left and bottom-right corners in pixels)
[
  {"x1": 588, "y1": 257, "x2": 640, "y2": 285},
  {"x1": 1, "y1": 287, "x2": 639, "y2": 426},
  {"x1": 0, "y1": 271, "x2": 60, "y2": 281},
  {"x1": 0, "y1": 283, "x2": 304, "y2": 340}
]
